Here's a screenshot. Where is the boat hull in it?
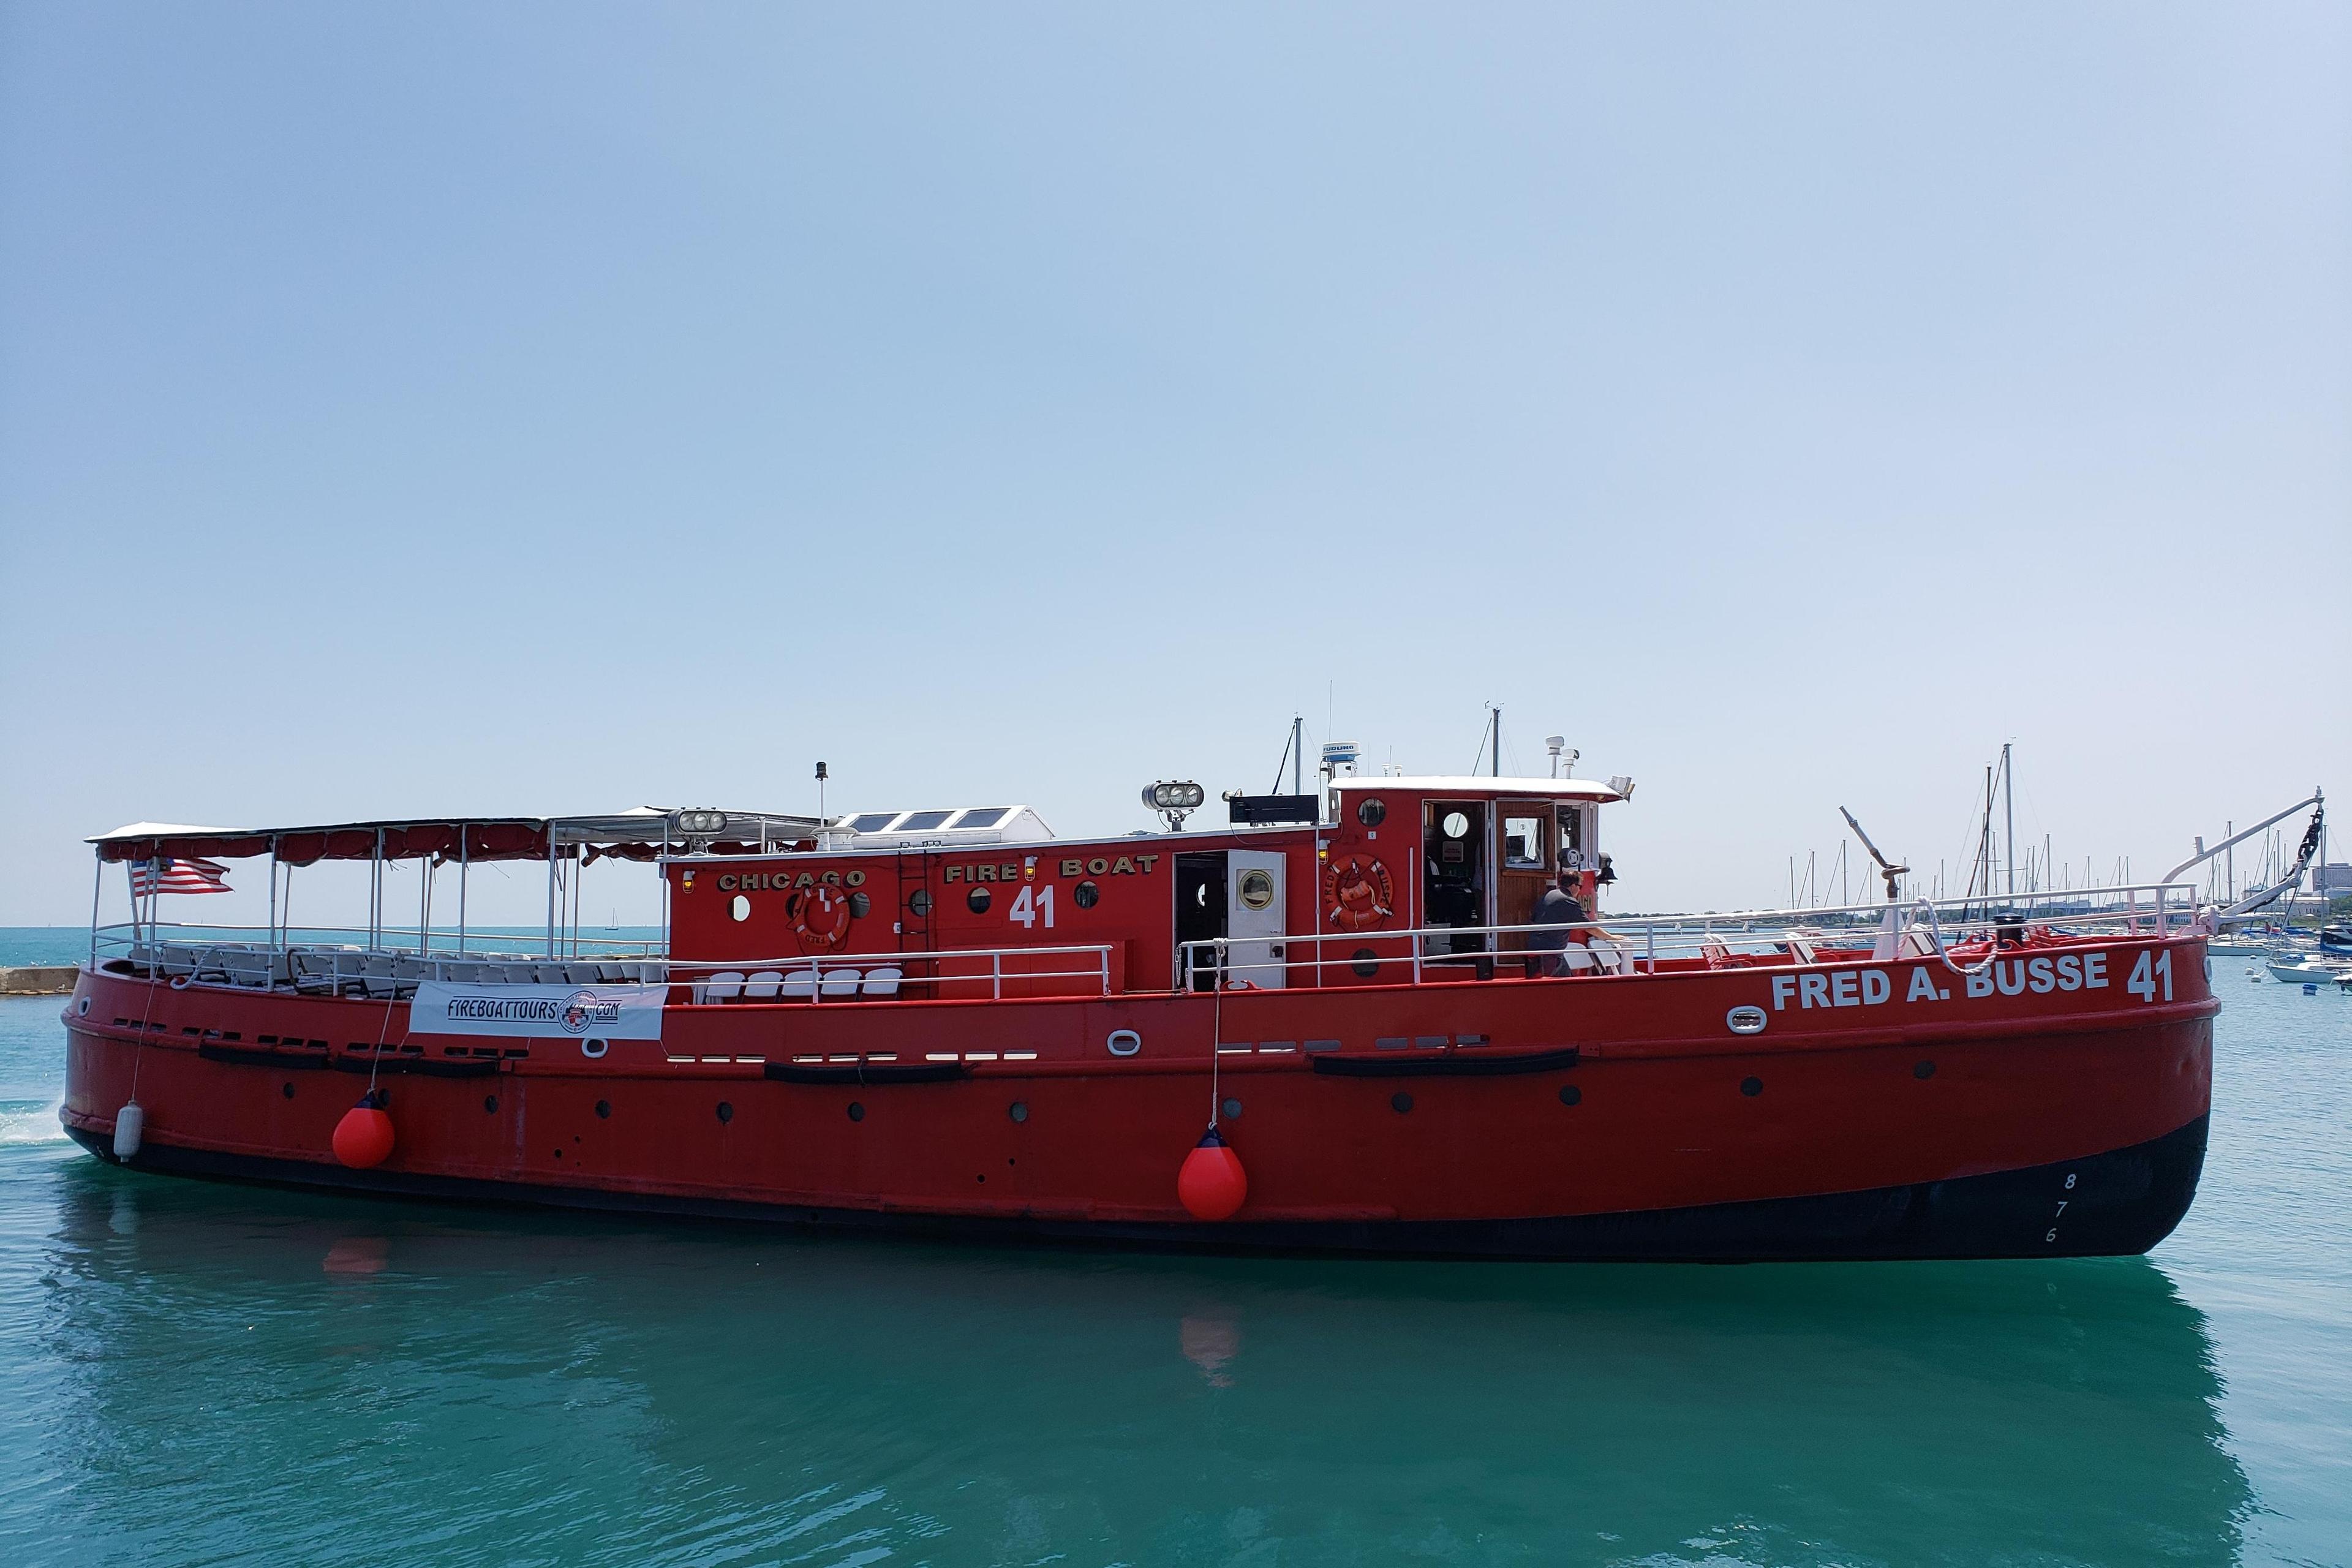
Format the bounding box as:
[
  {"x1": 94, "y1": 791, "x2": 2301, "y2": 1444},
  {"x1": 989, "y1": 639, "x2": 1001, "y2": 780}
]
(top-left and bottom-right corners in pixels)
[
  {"x1": 59, "y1": 937, "x2": 2217, "y2": 1262},
  {"x1": 62, "y1": 1110, "x2": 2206, "y2": 1262}
]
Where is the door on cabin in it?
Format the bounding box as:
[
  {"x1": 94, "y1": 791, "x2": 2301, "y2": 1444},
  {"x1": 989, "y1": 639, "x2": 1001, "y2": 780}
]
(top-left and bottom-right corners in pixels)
[
  {"x1": 1224, "y1": 849, "x2": 1287, "y2": 989},
  {"x1": 1422, "y1": 801, "x2": 1488, "y2": 954},
  {"x1": 1174, "y1": 852, "x2": 1226, "y2": 991},
  {"x1": 1496, "y1": 802, "x2": 1554, "y2": 949}
]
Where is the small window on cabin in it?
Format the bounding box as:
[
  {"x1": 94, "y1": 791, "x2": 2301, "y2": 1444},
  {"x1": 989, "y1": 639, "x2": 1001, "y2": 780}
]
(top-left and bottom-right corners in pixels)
[
  {"x1": 1442, "y1": 811, "x2": 1471, "y2": 840},
  {"x1": 1503, "y1": 816, "x2": 1545, "y2": 869},
  {"x1": 1557, "y1": 806, "x2": 1584, "y2": 865},
  {"x1": 956, "y1": 808, "x2": 1011, "y2": 829},
  {"x1": 1356, "y1": 797, "x2": 1386, "y2": 827},
  {"x1": 897, "y1": 810, "x2": 954, "y2": 832},
  {"x1": 849, "y1": 813, "x2": 898, "y2": 834},
  {"x1": 967, "y1": 886, "x2": 992, "y2": 914}
]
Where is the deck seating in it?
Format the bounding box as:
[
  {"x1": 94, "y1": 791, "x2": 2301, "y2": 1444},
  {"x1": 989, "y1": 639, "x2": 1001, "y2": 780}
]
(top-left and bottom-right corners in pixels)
[
  {"x1": 741, "y1": 970, "x2": 783, "y2": 1001},
  {"x1": 819, "y1": 968, "x2": 861, "y2": 998},
  {"x1": 781, "y1": 968, "x2": 817, "y2": 1001},
  {"x1": 358, "y1": 955, "x2": 398, "y2": 1000},
  {"x1": 694, "y1": 970, "x2": 745, "y2": 1005},
  {"x1": 861, "y1": 966, "x2": 902, "y2": 998}
]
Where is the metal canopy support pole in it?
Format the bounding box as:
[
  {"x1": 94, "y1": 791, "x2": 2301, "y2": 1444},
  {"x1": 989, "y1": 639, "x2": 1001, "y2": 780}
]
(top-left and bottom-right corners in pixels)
[
  {"x1": 268, "y1": 836, "x2": 279, "y2": 951},
  {"x1": 420, "y1": 854, "x2": 430, "y2": 957},
  {"x1": 89, "y1": 851, "x2": 102, "y2": 968},
  {"x1": 458, "y1": 830, "x2": 469, "y2": 954},
  {"x1": 546, "y1": 828, "x2": 557, "y2": 957},
  {"x1": 372, "y1": 828, "x2": 385, "y2": 949}
]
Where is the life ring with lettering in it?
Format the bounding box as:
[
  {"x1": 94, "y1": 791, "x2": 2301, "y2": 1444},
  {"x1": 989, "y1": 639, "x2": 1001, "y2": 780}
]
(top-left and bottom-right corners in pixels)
[
  {"x1": 787, "y1": 884, "x2": 853, "y2": 951},
  {"x1": 1325, "y1": 854, "x2": 1395, "y2": 932}
]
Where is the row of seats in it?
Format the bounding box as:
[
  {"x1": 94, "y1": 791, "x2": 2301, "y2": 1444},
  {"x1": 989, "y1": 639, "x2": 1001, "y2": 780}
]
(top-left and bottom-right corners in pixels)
[
  {"x1": 693, "y1": 967, "x2": 903, "y2": 1003},
  {"x1": 128, "y1": 943, "x2": 667, "y2": 1000}
]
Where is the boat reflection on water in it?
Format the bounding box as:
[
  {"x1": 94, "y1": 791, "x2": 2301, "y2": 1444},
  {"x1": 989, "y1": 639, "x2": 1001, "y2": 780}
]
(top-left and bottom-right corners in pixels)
[{"x1": 42, "y1": 1163, "x2": 2250, "y2": 1566}]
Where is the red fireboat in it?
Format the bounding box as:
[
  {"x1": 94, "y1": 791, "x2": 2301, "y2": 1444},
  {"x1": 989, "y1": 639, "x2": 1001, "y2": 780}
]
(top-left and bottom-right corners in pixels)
[{"x1": 60, "y1": 764, "x2": 2226, "y2": 1259}]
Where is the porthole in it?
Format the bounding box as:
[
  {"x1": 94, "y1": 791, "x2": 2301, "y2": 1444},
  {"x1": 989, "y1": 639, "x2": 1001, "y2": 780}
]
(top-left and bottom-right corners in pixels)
[
  {"x1": 1106, "y1": 1028, "x2": 1141, "y2": 1057},
  {"x1": 483, "y1": 1095, "x2": 499, "y2": 1114},
  {"x1": 908, "y1": 889, "x2": 933, "y2": 916},
  {"x1": 729, "y1": 894, "x2": 751, "y2": 922},
  {"x1": 1442, "y1": 810, "x2": 1471, "y2": 839},
  {"x1": 76, "y1": 996, "x2": 91, "y2": 1017},
  {"x1": 1221, "y1": 1098, "x2": 1243, "y2": 1120},
  {"x1": 1009, "y1": 1101, "x2": 1029, "y2": 1123},
  {"x1": 966, "y1": 886, "x2": 992, "y2": 914},
  {"x1": 848, "y1": 891, "x2": 871, "y2": 918},
  {"x1": 716, "y1": 1101, "x2": 734, "y2": 1123},
  {"x1": 1351, "y1": 948, "x2": 1381, "y2": 979},
  {"x1": 1073, "y1": 880, "x2": 1101, "y2": 910},
  {"x1": 1913, "y1": 1060, "x2": 1936, "y2": 1080},
  {"x1": 1237, "y1": 870, "x2": 1276, "y2": 911},
  {"x1": 581, "y1": 1037, "x2": 609, "y2": 1059},
  {"x1": 1357, "y1": 797, "x2": 1387, "y2": 827},
  {"x1": 1740, "y1": 1076, "x2": 1763, "y2": 1098},
  {"x1": 1558, "y1": 1084, "x2": 1582, "y2": 1107},
  {"x1": 280, "y1": 1082, "x2": 296, "y2": 1100},
  {"x1": 848, "y1": 1101, "x2": 865, "y2": 1122},
  {"x1": 595, "y1": 1099, "x2": 611, "y2": 1118},
  {"x1": 1391, "y1": 1091, "x2": 1414, "y2": 1114}
]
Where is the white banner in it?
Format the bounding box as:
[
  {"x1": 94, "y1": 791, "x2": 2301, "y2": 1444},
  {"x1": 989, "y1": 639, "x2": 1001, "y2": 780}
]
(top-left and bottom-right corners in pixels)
[{"x1": 409, "y1": 982, "x2": 666, "y2": 1042}]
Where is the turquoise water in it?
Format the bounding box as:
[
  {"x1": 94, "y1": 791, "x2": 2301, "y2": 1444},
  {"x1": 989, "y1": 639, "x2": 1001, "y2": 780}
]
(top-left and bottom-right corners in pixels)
[{"x1": 1, "y1": 957, "x2": 2345, "y2": 1565}]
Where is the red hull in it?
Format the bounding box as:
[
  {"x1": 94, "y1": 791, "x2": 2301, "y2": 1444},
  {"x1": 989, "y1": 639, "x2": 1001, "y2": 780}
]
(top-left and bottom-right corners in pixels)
[{"x1": 60, "y1": 935, "x2": 2216, "y2": 1260}]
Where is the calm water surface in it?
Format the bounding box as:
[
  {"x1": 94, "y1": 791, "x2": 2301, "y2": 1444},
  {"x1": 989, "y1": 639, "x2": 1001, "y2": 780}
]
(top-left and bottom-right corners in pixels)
[{"x1": 1, "y1": 933, "x2": 2345, "y2": 1566}]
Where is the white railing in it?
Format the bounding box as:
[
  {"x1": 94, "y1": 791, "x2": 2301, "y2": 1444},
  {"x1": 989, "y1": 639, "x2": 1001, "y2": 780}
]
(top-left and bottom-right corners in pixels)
[
  {"x1": 1182, "y1": 882, "x2": 2206, "y2": 989},
  {"x1": 89, "y1": 922, "x2": 1115, "y2": 1004}
]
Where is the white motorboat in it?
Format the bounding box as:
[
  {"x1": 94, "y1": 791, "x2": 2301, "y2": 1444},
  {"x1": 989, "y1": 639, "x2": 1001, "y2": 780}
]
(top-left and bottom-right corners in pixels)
[{"x1": 2266, "y1": 954, "x2": 2351, "y2": 986}]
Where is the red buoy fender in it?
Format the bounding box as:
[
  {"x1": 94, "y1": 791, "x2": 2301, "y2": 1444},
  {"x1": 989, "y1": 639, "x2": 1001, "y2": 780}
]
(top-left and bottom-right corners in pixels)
[
  {"x1": 1177, "y1": 1125, "x2": 1248, "y2": 1221},
  {"x1": 333, "y1": 1092, "x2": 396, "y2": 1170}
]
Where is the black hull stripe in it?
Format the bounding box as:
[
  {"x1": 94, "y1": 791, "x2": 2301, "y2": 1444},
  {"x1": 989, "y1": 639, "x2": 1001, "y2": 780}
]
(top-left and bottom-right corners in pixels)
[{"x1": 64, "y1": 1114, "x2": 2208, "y2": 1262}]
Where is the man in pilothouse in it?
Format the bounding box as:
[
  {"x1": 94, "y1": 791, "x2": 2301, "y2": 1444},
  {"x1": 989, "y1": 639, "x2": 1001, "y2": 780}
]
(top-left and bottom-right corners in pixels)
[{"x1": 1528, "y1": 863, "x2": 1622, "y2": 976}]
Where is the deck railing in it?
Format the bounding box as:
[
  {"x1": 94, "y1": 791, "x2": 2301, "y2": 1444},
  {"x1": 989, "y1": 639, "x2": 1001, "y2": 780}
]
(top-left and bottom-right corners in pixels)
[
  {"x1": 89, "y1": 881, "x2": 2204, "y2": 1003},
  {"x1": 1182, "y1": 881, "x2": 2206, "y2": 989}
]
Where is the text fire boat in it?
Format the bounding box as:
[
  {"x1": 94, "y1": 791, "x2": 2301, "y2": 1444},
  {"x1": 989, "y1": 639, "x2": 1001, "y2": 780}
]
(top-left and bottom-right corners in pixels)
[{"x1": 60, "y1": 767, "x2": 2243, "y2": 1260}]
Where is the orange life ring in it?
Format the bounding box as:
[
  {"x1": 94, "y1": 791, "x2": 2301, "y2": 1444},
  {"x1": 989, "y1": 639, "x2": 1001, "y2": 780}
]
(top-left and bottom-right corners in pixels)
[
  {"x1": 787, "y1": 884, "x2": 853, "y2": 951},
  {"x1": 1325, "y1": 854, "x2": 1395, "y2": 931}
]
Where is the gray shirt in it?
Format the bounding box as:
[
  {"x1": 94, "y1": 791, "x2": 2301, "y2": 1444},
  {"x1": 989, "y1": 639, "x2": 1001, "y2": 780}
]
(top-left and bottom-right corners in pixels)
[{"x1": 1528, "y1": 886, "x2": 1589, "y2": 951}]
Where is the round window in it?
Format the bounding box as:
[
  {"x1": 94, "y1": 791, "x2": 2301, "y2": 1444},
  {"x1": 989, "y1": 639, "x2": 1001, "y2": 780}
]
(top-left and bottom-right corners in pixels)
[
  {"x1": 1238, "y1": 869, "x2": 1276, "y2": 910},
  {"x1": 967, "y1": 886, "x2": 992, "y2": 914},
  {"x1": 729, "y1": 894, "x2": 751, "y2": 922},
  {"x1": 908, "y1": 889, "x2": 933, "y2": 916},
  {"x1": 1073, "y1": 880, "x2": 1101, "y2": 909},
  {"x1": 1356, "y1": 797, "x2": 1387, "y2": 827},
  {"x1": 1442, "y1": 811, "x2": 1471, "y2": 839},
  {"x1": 847, "y1": 891, "x2": 871, "y2": 918}
]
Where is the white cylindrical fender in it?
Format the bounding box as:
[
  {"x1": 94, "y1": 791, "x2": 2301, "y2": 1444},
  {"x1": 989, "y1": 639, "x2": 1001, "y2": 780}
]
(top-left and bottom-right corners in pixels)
[{"x1": 112, "y1": 1101, "x2": 144, "y2": 1161}]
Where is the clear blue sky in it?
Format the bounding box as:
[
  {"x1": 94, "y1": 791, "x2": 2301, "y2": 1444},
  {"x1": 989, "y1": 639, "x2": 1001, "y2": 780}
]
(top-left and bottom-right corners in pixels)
[{"x1": 2, "y1": 2, "x2": 2346, "y2": 927}]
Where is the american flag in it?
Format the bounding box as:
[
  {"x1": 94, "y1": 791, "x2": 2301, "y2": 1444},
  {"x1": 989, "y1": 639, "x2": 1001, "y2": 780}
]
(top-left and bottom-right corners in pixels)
[{"x1": 130, "y1": 857, "x2": 231, "y2": 896}]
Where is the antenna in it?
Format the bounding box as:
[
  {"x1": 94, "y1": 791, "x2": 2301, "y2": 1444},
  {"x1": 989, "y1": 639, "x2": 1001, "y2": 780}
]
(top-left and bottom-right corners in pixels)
[{"x1": 1840, "y1": 807, "x2": 1910, "y2": 902}]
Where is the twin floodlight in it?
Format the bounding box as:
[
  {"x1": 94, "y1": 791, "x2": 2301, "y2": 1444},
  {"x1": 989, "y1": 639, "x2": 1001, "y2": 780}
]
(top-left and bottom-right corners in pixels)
[{"x1": 1143, "y1": 780, "x2": 1206, "y2": 831}]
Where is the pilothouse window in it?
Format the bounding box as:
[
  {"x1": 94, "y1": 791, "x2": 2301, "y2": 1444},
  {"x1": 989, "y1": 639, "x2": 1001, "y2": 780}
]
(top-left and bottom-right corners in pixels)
[
  {"x1": 1503, "y1": 816, "x2": 1545, "y2": 870},
  {"x1": 848, "y1": 813, "x2": 898, "y2": 834},
  {"x1": 954, "y1": 808, "x2": 1011, "y2": 829},
  {"x1": 896, "y1": 810, "x2": 954, "y2": 832}
]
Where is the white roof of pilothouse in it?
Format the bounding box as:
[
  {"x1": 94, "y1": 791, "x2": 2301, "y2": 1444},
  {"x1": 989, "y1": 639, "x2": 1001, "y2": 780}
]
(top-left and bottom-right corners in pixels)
[
  {"x1": 1329, "y1": 776, "x2": 1628, "y2": 802},
  {"x1": 826, "y1": 805, "x2": 1054, "y2": 849}
]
